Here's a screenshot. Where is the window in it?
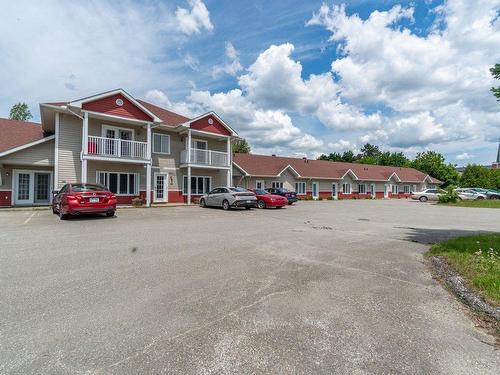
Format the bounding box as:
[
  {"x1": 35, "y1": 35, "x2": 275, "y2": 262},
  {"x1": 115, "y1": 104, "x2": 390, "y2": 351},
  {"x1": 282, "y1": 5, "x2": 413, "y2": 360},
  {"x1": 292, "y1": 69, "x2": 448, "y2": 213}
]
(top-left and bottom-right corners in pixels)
[
  {"x1": 391, "y1": 184, "x2": 399, "y2": 194},
  {"x1": 191, "y1": 139, "x2": 207, "y2": 150},
  {"x1": 332, "y1": 183, "x2": 337, "y2": 197},
  {"x1": 412, "y1": 185, "x2": 417, "y2": 193},
  {"x1": 96, "y1": 171, "x2": 139, "y2": 195},
  {"x1": 153, "y1": 133, "x2": 170, "y2": 154},
  {"x1": 358, "y1": 184, "x2": 366, "y2": 194},
  {"x1": 183, "y1": 176, "x2": 211, "y2": 195},
  {"x1": 295, "y1": 182, "x2": 306, "y2": 195},
  {"x1": 256, "y1": 180, "x2": 264, "y2": 189},
  {"x1": 342, "y1": 183, "x2": 351, "y2": 194},
  {"x1": 271, "y1": 181, "x2": 283, "y2": 188},
  {"x1": 403, "y1": 185, "x2": 410, "y2": 194}
]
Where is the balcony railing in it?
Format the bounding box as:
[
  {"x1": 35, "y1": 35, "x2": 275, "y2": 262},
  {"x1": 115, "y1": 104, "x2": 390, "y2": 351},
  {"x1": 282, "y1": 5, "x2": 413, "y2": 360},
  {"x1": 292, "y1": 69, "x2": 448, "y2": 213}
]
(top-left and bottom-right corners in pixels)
[
  {"x1": 181, "y1": 148, "x2": 229, "y2": 167},
  {"x1": 87, "y1": 136, "x2": 148, "y2": 160}
]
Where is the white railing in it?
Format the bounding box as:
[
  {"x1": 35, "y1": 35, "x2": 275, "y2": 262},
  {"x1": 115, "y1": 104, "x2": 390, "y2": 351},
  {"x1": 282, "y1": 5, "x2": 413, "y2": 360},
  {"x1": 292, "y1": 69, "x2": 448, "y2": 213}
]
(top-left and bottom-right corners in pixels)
[
  {"x1": 87, "y1": 136, "x2": 148, "y2": 160},
  {"x1": 181, "y1": 148, "x2": 229, "y2": 167}
]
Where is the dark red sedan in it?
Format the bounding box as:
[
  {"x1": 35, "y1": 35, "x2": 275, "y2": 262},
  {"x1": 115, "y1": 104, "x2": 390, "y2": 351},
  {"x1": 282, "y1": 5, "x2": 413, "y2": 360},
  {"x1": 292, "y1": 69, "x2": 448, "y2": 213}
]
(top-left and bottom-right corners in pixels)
[
  {"x1": 252, "y1": 189, "x2": 288, "y2": 209},
  {"x1": 52, "y1": 183, "x2": 117, "y2": 220}
]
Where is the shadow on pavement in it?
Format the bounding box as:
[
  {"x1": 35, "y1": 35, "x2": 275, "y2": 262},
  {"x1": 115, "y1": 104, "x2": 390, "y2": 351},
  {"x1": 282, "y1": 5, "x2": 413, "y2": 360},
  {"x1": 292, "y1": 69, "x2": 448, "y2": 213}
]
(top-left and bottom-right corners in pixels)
[{"x1": 395, "y1": 226, "x2": 495, "y2": 245}]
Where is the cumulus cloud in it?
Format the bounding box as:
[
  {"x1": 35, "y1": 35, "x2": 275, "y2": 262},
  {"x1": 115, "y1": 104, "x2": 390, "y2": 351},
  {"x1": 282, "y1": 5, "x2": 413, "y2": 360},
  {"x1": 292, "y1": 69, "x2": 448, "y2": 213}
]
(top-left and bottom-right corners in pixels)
[
  {"x1": 456, "y1": 152, "x2": 475, "y2": 160},
  {"x1": 176, "y1": 0, "x2": 214, "y2": 35},
  {"x1": 212, "y1": 42, "x2": 243, "y2": 78}
]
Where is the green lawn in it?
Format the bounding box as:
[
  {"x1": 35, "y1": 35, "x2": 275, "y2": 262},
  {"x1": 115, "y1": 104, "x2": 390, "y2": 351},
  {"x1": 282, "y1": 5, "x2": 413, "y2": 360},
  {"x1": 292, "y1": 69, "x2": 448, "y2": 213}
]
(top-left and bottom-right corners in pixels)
[
  {"x1": 441, "y1": 200, "x2": 500, "y2": 208},
  {"x1": 428, "y1": 234, "x2": 500, "y2": 305}
]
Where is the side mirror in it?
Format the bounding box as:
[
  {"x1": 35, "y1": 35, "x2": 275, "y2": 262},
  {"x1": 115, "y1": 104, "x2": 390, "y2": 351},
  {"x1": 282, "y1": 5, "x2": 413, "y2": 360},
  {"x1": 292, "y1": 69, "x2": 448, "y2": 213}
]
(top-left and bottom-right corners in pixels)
[{"x1": 52, "y1": 190, "x2": 59, "y2": 194}]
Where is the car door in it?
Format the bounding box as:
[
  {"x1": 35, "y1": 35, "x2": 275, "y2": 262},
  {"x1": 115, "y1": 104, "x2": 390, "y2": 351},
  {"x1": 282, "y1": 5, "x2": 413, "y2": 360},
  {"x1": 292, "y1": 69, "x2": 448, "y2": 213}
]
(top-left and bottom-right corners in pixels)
[
  {"x1": 215, "y1": 188, "x2": 228, "y2": 206},
  {"x1": 205, "y1": 188, "x2": 218, "y2": 206},
  {"x1": 54, "y1": 184, "x2": 68, "y2": 209}
]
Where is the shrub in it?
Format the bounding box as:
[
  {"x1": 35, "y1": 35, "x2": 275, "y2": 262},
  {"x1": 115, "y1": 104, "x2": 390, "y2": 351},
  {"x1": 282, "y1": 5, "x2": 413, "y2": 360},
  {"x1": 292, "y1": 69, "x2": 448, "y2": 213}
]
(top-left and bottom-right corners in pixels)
[
  {"x1": 327, "y1": 196, "x2": 333, "y2": 200},
  {"x1": 438, "y1": 186, "x2": 460, "y2": 203},
  {"x1": 132, "y1": 197, "x2": 143, "y2": 207},
  {"x1": 318, "y1": 196, "x2": 323, "y2": 200}
]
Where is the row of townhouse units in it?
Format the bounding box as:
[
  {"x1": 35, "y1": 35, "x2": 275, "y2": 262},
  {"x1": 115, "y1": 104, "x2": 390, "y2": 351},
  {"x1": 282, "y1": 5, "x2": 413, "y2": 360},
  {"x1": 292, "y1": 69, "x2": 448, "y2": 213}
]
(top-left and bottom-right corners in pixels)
[
  {"x1": 0, "y1": 89, "x2": 238, "y2": 207},
  {"x1": 0, "y1": 88, "x2": 441, "y2": 207},
  {"x1": 232, "y1": 153, "x2": 442, "y2": 199}
]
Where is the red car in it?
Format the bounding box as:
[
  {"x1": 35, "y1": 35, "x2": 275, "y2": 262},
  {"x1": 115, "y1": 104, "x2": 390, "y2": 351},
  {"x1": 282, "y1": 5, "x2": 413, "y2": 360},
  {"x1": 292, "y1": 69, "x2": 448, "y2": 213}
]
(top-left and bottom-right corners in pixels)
[
  {"x1": 52, "y1": 183, "x2": 117, "y2": 220},
  {"x1": 252, "y1": 189, "x2": 288, "y2": 209}
]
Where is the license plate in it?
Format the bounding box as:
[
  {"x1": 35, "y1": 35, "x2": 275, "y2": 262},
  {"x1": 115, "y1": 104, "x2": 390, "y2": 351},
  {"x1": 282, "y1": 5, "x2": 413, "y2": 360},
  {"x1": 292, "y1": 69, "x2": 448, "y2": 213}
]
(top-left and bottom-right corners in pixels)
[
  {"x1": 246, "y1": 200, "x2": 251, "y2": 203},
  {"x1": 89, "y1": 197, "x2": 100, "y2": 203}
]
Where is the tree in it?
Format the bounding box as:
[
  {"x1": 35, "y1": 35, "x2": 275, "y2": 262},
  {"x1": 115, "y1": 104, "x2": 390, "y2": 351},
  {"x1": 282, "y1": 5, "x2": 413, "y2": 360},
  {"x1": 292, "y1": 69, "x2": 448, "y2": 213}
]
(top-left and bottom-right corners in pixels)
[
  {"x1": 411, "y1": 151, "x2": 460, "y2": 187},
  {"x1": 359, "y1": 143, "x2": 382, "y2": 159},
  {"x1": 490, "y1": 64, "x2": 500, "y2": 101},
  {"x1": 460, "y1": 164, "x2": 492, "y2": 188},
  {"x1": 232, "y1": 139, "x2": 251, "y2": 153},
  {"x1": 341, "y1": 150, "x2": 356, "y2": 162},
  {"x1": 318, "y1": 152, "x2": 343, "y2": 161},
  {"x1": 378, "y1": 151, "x2": 410, "y2": 167},
  {"x1": 9, "y1": 102, "x2": 33, "y2": 121}
]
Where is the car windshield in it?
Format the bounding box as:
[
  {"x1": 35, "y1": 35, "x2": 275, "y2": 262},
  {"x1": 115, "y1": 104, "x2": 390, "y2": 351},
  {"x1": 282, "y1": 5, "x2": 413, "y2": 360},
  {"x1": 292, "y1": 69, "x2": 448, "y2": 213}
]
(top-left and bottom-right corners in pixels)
[
  {"x1": 71, "y1": 184, "x2": 108, "y2": 192},
  {"x1": 228, "y1": 187, "x2": 248, "y2": 192},
  {"x1": 279, "y1": 188, "x2": 289, "y2": 192},
  {"x1": 254, "y1": 189, "x2": 269, "y2": 195}
]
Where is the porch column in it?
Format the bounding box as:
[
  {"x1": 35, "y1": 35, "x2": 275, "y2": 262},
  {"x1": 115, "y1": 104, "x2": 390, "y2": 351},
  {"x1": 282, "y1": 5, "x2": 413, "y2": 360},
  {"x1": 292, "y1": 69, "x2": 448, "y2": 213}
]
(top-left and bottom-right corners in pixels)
[
  {"x1": 54, "y1": 112, "x2": 59, "y2": 189},
  {"x1": 187, "y1": 129, "x2": 192, "y2": 163},
  {"x1": 226, "y1": 137, "x2": 232, "y2": 187},
  {"x1": 187, "y1": 166, "x2": 192, "y2": 205},
  {"x1": 146, "y1": 123, "x2": 152, "y2": 207},
  {"x1": 81, "y1": 112, "x2": 88, "y2": 183}
]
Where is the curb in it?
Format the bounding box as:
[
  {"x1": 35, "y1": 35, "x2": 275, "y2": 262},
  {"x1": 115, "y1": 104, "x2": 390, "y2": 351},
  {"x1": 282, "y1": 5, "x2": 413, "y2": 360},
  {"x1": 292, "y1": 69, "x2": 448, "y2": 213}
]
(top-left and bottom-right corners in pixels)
[{"x1": 430, "y1": 256, "x2": 500, "y2": 321}]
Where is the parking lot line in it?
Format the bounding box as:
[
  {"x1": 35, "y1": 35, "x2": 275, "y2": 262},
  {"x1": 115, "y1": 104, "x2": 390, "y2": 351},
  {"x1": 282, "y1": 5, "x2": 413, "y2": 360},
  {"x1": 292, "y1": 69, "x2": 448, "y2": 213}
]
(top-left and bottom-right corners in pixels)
[{"x1": 23, "y1": 212, "x2": 36, "y2": 225}]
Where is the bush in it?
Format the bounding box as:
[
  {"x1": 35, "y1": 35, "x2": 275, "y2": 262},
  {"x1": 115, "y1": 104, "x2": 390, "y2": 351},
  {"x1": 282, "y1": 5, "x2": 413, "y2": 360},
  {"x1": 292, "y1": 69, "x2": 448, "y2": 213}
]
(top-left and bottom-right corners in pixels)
[
  {"x1": 327, "y1": 196, "x2": 334, "y2": 200},
  {"x1": 131, "y1": 197, "x2": 143, "y2": 207},
  {"x1": 318, "y1": 196, "x2": 323, "y2": 200},
  {"x1": 438, "y1": 186, "x2": 460, "y2": 203}
]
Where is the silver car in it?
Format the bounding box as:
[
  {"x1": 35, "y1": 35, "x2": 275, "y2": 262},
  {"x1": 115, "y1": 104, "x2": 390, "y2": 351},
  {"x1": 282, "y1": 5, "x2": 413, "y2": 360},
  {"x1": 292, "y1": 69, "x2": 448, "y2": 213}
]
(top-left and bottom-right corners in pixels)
[
  {"x1": 200, "y1": 187, "x2": 257, "y2": 210},
  {"x1": 410, "y1": 188, "x2": 446, "y2": 202},
  {"x1": 454, "y1": 188, "x2": 487, "y2": 200}
]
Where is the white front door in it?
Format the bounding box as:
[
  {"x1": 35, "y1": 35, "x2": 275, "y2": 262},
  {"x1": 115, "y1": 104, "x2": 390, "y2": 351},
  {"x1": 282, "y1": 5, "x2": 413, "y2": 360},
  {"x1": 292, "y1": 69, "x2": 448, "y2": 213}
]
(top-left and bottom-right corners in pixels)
[
  {"x1": 384, "y1": 184, "x2": 389, "y2": 198},
  {"x1": 371, "y1": 184, "x2": 376, "y2": 198},
  {"x1": 332, "y1": 183, "x2": 338, "y2": 199},
  {"x1": 312, "y1": 182, "x2": 319, "y2": 199},
  {"x1": 13, "y1": 170, "x2": 52, "y2": 205},
  {"x1": 154, "y1": 173, "x2": 168, "y2": 202}
]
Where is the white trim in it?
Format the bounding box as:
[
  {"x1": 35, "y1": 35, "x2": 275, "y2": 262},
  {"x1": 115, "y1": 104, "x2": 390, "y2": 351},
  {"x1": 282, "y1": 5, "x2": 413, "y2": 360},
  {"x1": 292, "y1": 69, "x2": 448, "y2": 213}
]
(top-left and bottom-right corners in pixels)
[
  {"x1": 341, "y1": 169, "x2": 359, "y2": 180},
  {"x1": 271, "y1": 181, "x2": 283, "y2": 189},
  {"x1": 182, "y1": 111, "x2": 238, "y2": 136},
  {"x1": 152, "y1": 133, "x2": 170, "y2": 155},
  {"x1": 388, "y1": 172, "x2": 401, "y2": 182},
  {"x1": 54, "y1": 112, "x2": 59, "y2": 189},
  {"x1": 342, "y1": 183, "x2": 352, "y2": 194},
  {"x1": 277, "y1": 164, "x2": 301, "y2": 177},
  {"x1": 82, "y1": 155, "x2": 150, "y2": 164},
  {"x1": 101, "y1": 124, "x2": 135, "y2": 141},
  {"x1": 403, "y1": 185, "x2": 411, "y2": 194},
  {"x1": 358, "y1": 183, "x2": 367, "y2": 194},
  {"x1": 182, "y1": 175, "x2": 212, "y2": 196},
  {"x1": 153, "y1": 172, "x2": 168, "y2": 203},
  {"x1": 68, "y1": 88, "x2": 162, "y2": 122},
  {"x1": 12, "y1": 169, "x2": 53, "y2": 205},
  {"x1": 96, "y1": 171, "x2": 140, "y2": 196},
  {"x1": 0, "y1": 135, "x2": 55, "y2": 158},
  {"x1": 190, "y1": 138, "x2": 208, "y2": 150},
  {"x1": 332, "y1": 182, "x2": 338, "y2": 198},
  {"x1": 83, "y1": 110, "x2": 153, "y2": 126}
]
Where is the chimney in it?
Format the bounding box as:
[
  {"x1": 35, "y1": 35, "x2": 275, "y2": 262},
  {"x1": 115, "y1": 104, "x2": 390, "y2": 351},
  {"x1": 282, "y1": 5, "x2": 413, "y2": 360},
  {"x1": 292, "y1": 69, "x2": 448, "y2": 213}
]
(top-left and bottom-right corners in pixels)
[{"x1": 271, "y1": 154, "x2": 276, "y2": 157}]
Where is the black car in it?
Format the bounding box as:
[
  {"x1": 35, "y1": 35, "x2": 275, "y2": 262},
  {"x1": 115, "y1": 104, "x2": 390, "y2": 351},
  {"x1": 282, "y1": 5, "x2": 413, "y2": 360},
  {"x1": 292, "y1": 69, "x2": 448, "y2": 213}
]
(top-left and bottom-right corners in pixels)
[{"x1": 266, "y1": 187, "x2": 298, "y2": 205}]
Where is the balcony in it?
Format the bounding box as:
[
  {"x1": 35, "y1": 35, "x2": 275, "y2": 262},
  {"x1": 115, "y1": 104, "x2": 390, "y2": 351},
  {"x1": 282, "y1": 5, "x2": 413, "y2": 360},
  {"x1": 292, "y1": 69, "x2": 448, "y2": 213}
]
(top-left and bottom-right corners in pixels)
[
  {"x1": 181, "y1": 148, "x2": 229, "y2": 167},
  {"x1": 87, "y1": 136, "x2": 148, "y2": 161}
]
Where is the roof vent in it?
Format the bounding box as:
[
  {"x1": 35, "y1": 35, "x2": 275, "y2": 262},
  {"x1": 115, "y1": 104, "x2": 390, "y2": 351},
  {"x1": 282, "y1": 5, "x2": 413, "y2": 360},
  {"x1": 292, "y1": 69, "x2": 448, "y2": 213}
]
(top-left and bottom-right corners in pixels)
[
  {"x1": 116, "y1": 98, "x2": 124, "y2": 106},
  {"x1": 272, "y1": 154, "x2": 276, "y2": 157},
  {"x1": 302, "y1": 157, "x2": 307, "y2": 160}
]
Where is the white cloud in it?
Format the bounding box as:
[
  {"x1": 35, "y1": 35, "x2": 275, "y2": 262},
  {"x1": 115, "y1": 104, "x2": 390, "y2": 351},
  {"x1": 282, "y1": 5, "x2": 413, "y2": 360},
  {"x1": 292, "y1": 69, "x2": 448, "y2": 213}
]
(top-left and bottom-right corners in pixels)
[
  {"x1": 176, "y1": 0, "x2": 214, "y2": 35},
  {"x1": 456, "y1": 152, "x2": 475, "y2": 160},
  {"x1": 212, "y1": 42, "x2": 243, "y2": 78}
]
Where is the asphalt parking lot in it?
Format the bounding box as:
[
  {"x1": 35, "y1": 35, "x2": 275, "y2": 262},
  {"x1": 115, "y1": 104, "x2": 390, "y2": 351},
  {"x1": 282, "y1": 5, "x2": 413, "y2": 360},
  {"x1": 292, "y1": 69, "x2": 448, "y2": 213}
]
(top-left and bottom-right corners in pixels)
[{"x1": 1, "y1": 200, "x2": 499, "y2": 374}]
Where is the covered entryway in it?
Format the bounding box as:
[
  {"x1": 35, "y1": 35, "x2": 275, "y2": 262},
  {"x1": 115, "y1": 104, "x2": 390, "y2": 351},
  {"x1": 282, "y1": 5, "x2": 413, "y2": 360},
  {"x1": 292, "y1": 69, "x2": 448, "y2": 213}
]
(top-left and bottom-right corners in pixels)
[{"x1": 13, "y1": 170, "x2": 52, "y2": 205}]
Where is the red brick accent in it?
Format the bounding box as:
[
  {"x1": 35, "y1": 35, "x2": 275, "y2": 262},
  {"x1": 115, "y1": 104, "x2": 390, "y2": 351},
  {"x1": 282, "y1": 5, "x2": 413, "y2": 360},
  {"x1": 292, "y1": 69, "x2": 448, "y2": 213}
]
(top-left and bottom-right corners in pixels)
[
  {"x1": 82, "y1": 93, "x2": 153, "y2": 121},
  {"x1": 168, "y1": 190, "x2": 185, "y2": 203},
  {"x1": 0, "y1": 191, "x2": 12, "y2": 207},
  {"x1": 375, "y1": 192, "x2": 385, "y2": 199},
  {"x1": 190, "y1": 115, "x2": 231, "y2": 136}
]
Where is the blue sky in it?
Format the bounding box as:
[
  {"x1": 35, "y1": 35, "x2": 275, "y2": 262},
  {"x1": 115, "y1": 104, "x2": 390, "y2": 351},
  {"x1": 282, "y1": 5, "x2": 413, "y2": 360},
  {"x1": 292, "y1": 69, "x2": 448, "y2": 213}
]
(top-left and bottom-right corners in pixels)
[{"x1": 0, "y1": 0, "x2": 499, "y2": 165}]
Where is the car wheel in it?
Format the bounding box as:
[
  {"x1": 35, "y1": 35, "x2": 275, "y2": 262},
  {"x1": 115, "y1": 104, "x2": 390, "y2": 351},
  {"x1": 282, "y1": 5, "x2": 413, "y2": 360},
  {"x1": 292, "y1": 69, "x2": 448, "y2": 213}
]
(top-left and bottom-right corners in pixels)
[
  {"x1": 200, "y1": 198, "x2": 206, "y2": 208},
  {"x1": 419, "y1": 196, "x2": 428, "y2": 202},
  {"x1": 52, "y1": 205, "x2": 58, "y2": 214},
  {"x1": 491, "y1": 195, "x2": 499, "y2": 200},
  {"x1": 222, "y1": 200, "x2": 230, "y2": 211},
  {"x1": 258, "y1": 200, "x2": 266, "y2": 209},
  {"x1": 106, "y1": 210, "x2": 115, "y2": 217},
  {"x1": 476, "y1": 196, "x2": 485, "y2": 200}
]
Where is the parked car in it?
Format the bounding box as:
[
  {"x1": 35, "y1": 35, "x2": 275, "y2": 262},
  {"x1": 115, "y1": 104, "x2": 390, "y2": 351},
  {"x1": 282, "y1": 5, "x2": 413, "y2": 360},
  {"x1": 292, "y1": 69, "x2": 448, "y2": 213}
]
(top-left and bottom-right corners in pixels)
[
  {"x1": 410, "y1": 188, "x2": 447, "y2": 202},
  {"x1": 469, "y1": 188, "x2": 500, "y2": 200},
  {"x1": 251, "y1": 189, "x2": 288, "y2": 209},
  {"x1": 52, "y1": 183, "x2": 117, "y2": 220},
  {"x1": 199, "y1": 187, "x2": 257, "y2": 210},
  {"x1": 454, "y1": 188, "x2": 487, "y2": 200},
  {"x1": 265, "y1": 187, "x2": 298, "y2": 205}
]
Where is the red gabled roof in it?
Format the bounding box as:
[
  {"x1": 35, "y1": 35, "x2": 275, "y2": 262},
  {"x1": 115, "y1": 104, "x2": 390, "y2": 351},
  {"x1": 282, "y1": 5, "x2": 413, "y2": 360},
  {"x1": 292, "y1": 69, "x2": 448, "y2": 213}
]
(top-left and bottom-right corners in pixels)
[
  {"x1": 0, "y1": 118, "x2": 47, "y2": 153},
  {"x1": 233, "y1": 153, "x2": 442, "y2": 184},
  {"x1": 136, "y1": 99, "x2": 190, "y2": 127}
]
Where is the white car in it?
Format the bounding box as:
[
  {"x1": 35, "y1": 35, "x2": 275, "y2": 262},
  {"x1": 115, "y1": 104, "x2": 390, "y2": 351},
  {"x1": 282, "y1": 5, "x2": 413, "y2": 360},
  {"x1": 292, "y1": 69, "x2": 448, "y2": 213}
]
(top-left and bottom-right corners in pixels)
[
  {"x1": 410, "y1": 188, "x2": 446, "y2": 202},
  {"x1": 200, "y1": 187, "x2": 257, "y2": 210},
  {"x1": 454, "y1": 188, "x2": 487, "y2": 200}
]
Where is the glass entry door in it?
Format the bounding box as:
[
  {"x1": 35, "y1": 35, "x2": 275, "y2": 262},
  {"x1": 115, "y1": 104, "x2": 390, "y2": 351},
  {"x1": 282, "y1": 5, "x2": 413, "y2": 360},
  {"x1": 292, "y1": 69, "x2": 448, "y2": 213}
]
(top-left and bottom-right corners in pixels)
[
  {"x1": 154, "y1": 173, "x2": 168, "y2": 202},
  {"x1": 14, "y1": 170, "x2": 52, "y2": 205}
]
